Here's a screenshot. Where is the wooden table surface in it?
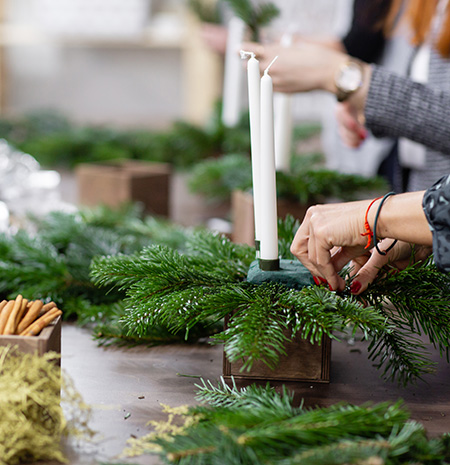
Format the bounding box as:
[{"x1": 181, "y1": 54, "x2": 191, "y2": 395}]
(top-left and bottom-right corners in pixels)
[{"x1": 41, "y1": 324, "x2": 450, "y2": 464}]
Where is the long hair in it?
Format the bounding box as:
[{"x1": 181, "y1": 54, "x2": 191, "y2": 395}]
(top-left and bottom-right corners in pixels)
[{"x1": 383, "y1": 0, "x2": 450, "y2": 57}]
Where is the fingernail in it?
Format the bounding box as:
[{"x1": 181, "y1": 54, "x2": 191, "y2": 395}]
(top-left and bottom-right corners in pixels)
[
  {"x1": 313, "y1": 276, "x2": 320, "y2": 286},
  {"x1": 328, "y1": 283, "x2": 334, "y2": 291},
  {"x1": 359, "y1": 128, "x2": 368, "y2": 140},
  {"x1": 350, "y1": 280, "x2": 362, "y2": 294},
  {"x1": 319, "y1": 277, "x2": 328, "y2": 284}
]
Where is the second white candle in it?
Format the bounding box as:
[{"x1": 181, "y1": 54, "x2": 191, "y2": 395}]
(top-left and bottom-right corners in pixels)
[{"x1": 259, "y1": 58, "x2": 279, "y2": 267}]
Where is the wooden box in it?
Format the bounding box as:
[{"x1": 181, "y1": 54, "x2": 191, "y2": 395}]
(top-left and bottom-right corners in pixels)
[
  {"x1": 76, "y1": 160, "x2": 171, "y2": 217},
  {"x1": 232, "y1": 189, "x2": 310, "y2": 246},
  {"x1": 0, "y1": 316, "x2": 61, "y2": 358},
  {"x1": 223, "y1": 328, "x2": 331, "y2": 384}
]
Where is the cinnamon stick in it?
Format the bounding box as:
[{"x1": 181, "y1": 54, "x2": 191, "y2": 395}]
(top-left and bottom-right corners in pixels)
[
  {"x1": 20, "y1": 308, "x2": 62, "y2": 337},
  {"x1": 4, "y1": 295, "x2": 24, "y2": 335},
  {"x1": 16, "y1": 300, "x2": 44, "y2": 334},
  {"x1": 14, "y1": 298, "x2": 28, "y2": 329},
  {"x1": 0, "y1": 300, "x2": 15, "y2": 334}
]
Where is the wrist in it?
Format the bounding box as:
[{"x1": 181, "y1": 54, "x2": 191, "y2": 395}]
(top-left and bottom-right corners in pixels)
[
  {"x1": 369, "y1": 191, "x2": 431, "y2": 245},
  {"x1": 324, "y1": 55, "x2": 371, "y2": 108}
]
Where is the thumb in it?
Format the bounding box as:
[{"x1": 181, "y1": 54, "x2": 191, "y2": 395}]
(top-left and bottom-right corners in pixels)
[{"x1": 350, "y1": 251, "x2": 390, "y2": 295}]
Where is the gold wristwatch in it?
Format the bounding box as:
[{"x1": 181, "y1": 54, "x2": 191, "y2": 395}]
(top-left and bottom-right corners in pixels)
[{"x1": 334, "y1": 60, "x2": 364, "y2": 102}]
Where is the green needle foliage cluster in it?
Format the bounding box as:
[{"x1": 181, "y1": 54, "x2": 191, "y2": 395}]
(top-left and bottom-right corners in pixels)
[
  {"x1": 125, "y1": 379, "x2": 450, "y2": 465},
  {"x1": 0, "y1": 105, "x2": 251, "y2": 169},
  {"x1": 222, "y1": 0, "x2": 280, "y2": 41},
  {"x1": 188, "y1": 0, "x2": 222, "y2": 23},
  {"x1": 0, "y1": 204, "x2": 217, "y2": 345},
  {"x1": 90, "y1": 219, "x2": 450, "y2": 385},
  {"x1": 189, "y1": 151, "x2": 388, "y2": 204}
]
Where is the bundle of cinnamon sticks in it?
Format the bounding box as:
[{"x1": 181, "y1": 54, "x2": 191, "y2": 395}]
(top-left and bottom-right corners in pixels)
[{"x1": 0, "y1": 295, "x2": 62, "y2": 337}]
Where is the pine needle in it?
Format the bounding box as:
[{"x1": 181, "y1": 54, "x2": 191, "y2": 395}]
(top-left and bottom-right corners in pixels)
[{"x1": 122, "y1": 381, "x2": 450, "y2": 465}]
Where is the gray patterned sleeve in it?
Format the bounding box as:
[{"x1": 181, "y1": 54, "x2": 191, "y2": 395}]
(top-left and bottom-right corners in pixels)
[
  {"x1": 365, "y1": 66, "x2": 450, "y2": 154},
  {"x1": 422, "y1": 175, "x2": 450, "y2": 272}
]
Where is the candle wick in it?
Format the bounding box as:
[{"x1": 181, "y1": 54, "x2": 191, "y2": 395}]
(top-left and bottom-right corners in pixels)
[
  {"x1": 240, "y1": 50, "x2": 255, "y2": 60},
  {"x1": 264, "y1": 56, "x2": 278, "y2": 75}
]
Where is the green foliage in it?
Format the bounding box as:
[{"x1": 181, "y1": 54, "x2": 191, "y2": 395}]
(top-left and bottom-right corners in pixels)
[
  {"x1": 277, "y1": 153, "x2": 388, "y2": 204},
  {"x1": 222, "y1": 0, "x2": 280, "y2": 41},
  {"x1": 0, "y1": 106, "x2": 251, "y2": 169},
  {"x1": 125, "y1": 380, "x2": 450, "y2": 465},
  {"x1": 277, "y1": 214, "x2": 300, "y2": 260},
  {"x1": 189, "y1": 151, "x2": 388, "y2": 203},
  {"x1": 0, "y1": 205, "x2": 204, "y2": 345},
  {"x1": 91, "y1": 220, "x2": 450, "y2": 384},
  {"x1": 188, "y1": 153, "x2": 252, "y2": 200},
  {"x1": 188, "y1": 0, "x2": 222, "y2": 23}
]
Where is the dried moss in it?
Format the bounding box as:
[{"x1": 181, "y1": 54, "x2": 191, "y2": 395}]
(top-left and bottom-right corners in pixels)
[{"x1": 0, "y1": 346, "x2": 92, "y2": 465}]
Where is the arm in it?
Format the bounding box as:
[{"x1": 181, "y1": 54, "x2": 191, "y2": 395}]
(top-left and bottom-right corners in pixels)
[
  {"x1": 423, "y1": 175, "x2": 450, "y2": 272},
  {"x1": 365, "y1": 66, "x2": 450, "y2": 154},
  {"x1": 241, "y1": 42, "x2": 450, "y2": 154},
  {"x1": 290, "y1": 191, "x2": 432, "y2": 292}
]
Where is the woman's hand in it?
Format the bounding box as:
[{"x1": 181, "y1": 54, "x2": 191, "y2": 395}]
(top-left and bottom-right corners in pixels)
[
  {"x1": 347, "y1": 240, "x2": 432, "y2": 294},
  {"x1": 290, "y1": 192, "x2": 432, "y2": 292},
  {"x1": 290, "y1": 200, "x2": 374, "y2": 291},
  {"x1": 241, "y1": 40, "x2": 346, "y2": 94},
  {"x1": 336, "y1": 101, "x2": 368, "y2": 148}
]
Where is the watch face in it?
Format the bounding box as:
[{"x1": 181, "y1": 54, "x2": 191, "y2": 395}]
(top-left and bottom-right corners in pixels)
[{"x1": 337, "y1": 63, "x2": 362, "y2": 92}]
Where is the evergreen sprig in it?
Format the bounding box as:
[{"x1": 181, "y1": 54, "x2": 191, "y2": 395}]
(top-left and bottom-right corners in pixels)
[
  {"x1": 188, "y1": 152, "x2": 388, "y2": 203},
  {"x1": 0, "y1": 205, "x2": 211, "y2": 345},
  {"x1": 126, "y1": 381, "x2": 450, "y2": 465},
  {"x1": 222, "y1": 0, "x2": 280, "y2": 41},
  {"x1": 90, "y1": 223, "x2": 450, "y2": 384}
]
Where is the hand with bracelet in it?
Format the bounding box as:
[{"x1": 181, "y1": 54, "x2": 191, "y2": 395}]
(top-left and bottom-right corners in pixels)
[{"x1": 290, "y1": 191, "x2": 432, "y2": 293}]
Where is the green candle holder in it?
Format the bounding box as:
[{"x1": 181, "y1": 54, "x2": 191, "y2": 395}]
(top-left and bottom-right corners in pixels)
[{"x1": 246, "y1": 258, "x2": 314, "y2": 290}]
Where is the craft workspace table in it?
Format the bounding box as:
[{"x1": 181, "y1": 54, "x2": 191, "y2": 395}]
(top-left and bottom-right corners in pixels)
[{"x1": 52, "y1": 323, "x2": 450, "y2": 465}]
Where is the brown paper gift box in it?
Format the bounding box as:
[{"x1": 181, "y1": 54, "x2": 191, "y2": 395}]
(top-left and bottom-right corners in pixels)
[{"x1": 76, "y1": 160, "x2": 171, "y2": 217}]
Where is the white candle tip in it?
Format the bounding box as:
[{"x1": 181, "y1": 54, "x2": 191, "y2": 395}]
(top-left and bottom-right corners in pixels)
[
  {"x1": 240, "y1": 50, "x2": 255, "y2": 60},
  {"x1": 264, "y1": 56, "x2": 278, "y2": 75}
]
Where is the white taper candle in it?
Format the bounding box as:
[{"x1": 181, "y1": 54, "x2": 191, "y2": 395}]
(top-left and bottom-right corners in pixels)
[
  {"x1": 221, "y1": 17, "x2": 245, "y2": 127},
  {"x1": 274, "y1": 33, "x2": 294, "y2": 172},
  {"x1": 241, "y1": 50, "x2": 262, "y2": 252},
  {"x1": 259, "y1": 56, "x2": 279, "y2": 269}
]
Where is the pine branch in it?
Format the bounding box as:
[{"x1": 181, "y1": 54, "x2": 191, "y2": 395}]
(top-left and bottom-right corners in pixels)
[
  {"x1": 222, "y1": 0, "x2": 280, "y2": 41},
  {"x1": 364, "y1": 259, "x2": 450, "y2": 358},
  {"x1": 129, "y1": 382, "x2": 450, "y2": 465}
]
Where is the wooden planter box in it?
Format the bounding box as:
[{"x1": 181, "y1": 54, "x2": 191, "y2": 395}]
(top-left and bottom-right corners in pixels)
[
  {"x1": 223, "y1": 320, "x2": 331, "y2": 384},
  {"x1": 231, "y1": 189, "x2": 310, "y2": 246},
  {"x1": 76, "y1": 160, "x2": 171, "y2": 217},
  {"x1": 0, "y1": 316, "x2": 61, "y2": 358}
]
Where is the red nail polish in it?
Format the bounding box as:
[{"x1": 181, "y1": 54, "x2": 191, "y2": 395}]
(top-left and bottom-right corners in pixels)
[
  {"x1": 350, "y1": 280, "x2": 362, "y2": 294},
  {"x1": 313, "y1": 276, "x2": 320, "y2": 286},
  {"x1": 319, "y1": 277, "x2": 328, "y2": 284},
  {"x1": 328, "y1": 283, "x2": 334, "y2": 291}
]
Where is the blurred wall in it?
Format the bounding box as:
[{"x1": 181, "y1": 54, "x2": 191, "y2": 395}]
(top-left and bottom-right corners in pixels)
[{"x1": 1, "y1": 0, "x2": 352, "y2": 128}]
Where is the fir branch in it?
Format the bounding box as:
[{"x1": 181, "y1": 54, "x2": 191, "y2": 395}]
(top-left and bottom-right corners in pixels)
[
  {"x1": 188, "y1": 153, "x2": 252, "y2": 201},
  {"x1": 188, "y1": 152, "x2": 387, "y2": 204},
  {"x1": 222, "y1": 0, "x2": 280, "y2": 41},
  {"x1": 130, "y1": 382, "x2": 449, "y2": 465},
  {"x1": 214, "y1": 283, "x2": 291, "y2": 370},
  {"x1": 364, "y1": 259, "x2": 450, "y2": 358},
  {"x1": 195, "y1": 377, "x2": 294, "y2": 410},
  {"x1": 277, "y1": 215, "x2": 301, "y2": 260},
  {"x1": 188, "y1": 0, "x2": 222, "y2": 23},
  {"x1": 186, "y1": 229, "x2": 255, "y2": 277}
]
